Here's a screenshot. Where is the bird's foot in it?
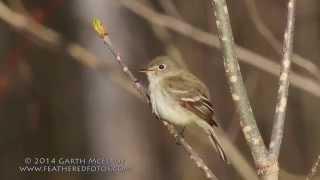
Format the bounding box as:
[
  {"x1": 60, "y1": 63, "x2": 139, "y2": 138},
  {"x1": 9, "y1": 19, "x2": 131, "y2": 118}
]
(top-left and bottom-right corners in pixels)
[{"x1": 175, "y1": 126, "x2": 186, "y2": 145}]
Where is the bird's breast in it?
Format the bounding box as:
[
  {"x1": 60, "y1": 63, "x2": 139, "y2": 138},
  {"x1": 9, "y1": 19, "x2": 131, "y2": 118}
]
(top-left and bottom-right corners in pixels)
[{"x1": 149, "y1": 82, "x2": 194, "y2": 126}]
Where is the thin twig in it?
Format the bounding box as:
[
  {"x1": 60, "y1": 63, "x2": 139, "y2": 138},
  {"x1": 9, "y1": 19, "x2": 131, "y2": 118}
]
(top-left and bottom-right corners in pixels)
[
  {"x1": 209, "y1": 0, "x2": 269, "y2": 170},
  {"x1": 307, "y1": 155, "x2": 320, "y2": 180},
  {"x1": 117, "y1": 0, "x2": 320, "y2": 99},
  {"x1": 92, "y1": 18, "x2": 218, "y2": 180},
  {"x1": 244, "y1": 0, "x2": 320, "y2": 82},
  {"x1": 269, "y1": 0, "x2": 296, "y2": 161}
]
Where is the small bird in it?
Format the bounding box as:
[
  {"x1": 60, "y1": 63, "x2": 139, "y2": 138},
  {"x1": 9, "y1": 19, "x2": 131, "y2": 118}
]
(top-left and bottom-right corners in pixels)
[{"x1": 140, "y1": 56, "x2": 228, "y2": 162}]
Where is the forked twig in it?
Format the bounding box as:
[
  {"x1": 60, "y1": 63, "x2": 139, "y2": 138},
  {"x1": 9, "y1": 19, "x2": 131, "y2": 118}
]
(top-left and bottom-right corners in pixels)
[{"x1": 209, "y1": 0, "x2": 297, "y2": 179}]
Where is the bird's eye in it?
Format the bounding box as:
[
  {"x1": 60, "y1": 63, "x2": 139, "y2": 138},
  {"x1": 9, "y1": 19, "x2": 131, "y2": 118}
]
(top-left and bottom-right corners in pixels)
[{"x1": 158, "y1": 64, "x2": 166, "y2": 70}]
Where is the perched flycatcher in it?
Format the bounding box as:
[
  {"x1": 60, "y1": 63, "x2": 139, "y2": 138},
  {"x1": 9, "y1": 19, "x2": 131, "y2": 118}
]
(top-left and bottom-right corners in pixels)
[{"x1": 140, "y1": 56, "x2": 228, "y2": 162}]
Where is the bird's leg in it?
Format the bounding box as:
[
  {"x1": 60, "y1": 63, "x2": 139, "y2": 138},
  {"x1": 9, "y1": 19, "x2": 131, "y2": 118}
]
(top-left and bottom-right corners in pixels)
[
  {"x1": 157, "y1": 117, "x2": 186, "y2": 145},
  {"x1": 175, "y1": 126, "x2": 186, "y2": 145},
  {"x1": 178, "y1": 126, "x2": 186, "y2": 137}
]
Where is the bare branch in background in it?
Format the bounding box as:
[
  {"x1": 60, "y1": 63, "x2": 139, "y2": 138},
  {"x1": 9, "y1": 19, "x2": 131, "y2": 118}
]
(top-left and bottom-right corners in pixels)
[
  {"x1": 0, "y1": 2, "x2": 99, "y2": 69},
  {"x1": 117, "y1": 0, "x2": 320, "y2": 99},
  {"x1": 307, "y1": 155, "x2": 320, "y2": 180},
  {"x1": 92, "y1": 18, "x2": 219, "y2": 180},
  {"x1": 208, "y1": 0, "x2": 270, "y2": 174},
  {"x1": 244, "y1": 0, "x2": 320, "y2": 82},
  {"x1": 269, "y1": 0, "x2": 296, "y2": 161},
  {"x1": 0, "y1": 0, "x2": 319, "y2": 99},
  {"x1": 158, "y1": 0, "x2": 183, "y2": 19}
]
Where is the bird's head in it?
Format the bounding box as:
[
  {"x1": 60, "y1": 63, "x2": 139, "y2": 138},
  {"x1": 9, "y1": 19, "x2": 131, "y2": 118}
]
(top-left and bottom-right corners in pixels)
[{"x1": 140, "y1": 56, "x2": 180, "y2": 81}]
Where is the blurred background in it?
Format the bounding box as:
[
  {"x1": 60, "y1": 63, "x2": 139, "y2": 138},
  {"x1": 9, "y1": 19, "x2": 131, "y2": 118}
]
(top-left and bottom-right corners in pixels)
[{"x1": 0, "y1": 0, "x2": 319, "y2": 180}]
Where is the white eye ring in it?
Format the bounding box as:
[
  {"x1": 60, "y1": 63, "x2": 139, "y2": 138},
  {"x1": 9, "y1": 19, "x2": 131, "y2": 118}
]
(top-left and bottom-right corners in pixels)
[{"x1": 158, "y1": 64, "x2": 166, "y2": 70}]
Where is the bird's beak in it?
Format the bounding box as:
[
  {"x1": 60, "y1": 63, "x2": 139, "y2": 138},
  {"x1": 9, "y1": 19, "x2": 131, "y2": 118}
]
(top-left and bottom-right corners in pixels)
[{"x1": 139, "y1": 68, "x2": 154, "y2": 73}]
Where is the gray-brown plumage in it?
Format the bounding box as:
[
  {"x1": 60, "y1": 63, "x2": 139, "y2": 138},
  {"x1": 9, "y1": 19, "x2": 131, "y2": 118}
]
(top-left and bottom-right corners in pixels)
[{"x1": 140, "y1": 56, "x2": 228, "y2": 162}]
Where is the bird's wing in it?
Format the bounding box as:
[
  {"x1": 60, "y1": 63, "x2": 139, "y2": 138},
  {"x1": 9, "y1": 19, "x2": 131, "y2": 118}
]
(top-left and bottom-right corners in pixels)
[{"x1": 161, "y1": 73, "x2": 218, "y2": 126}]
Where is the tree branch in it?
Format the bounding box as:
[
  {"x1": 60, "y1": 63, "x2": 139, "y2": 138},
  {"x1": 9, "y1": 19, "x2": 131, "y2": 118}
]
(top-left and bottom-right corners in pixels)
[
  {"x1": 208, "y1": 0, "x2": 269, "y2": 170},
  {"x1": 269, "y1": 0, "x2": 296, "y2": 161},
  {"x1": 92, "y1": 18, "x2": 218, "y2": 180}
]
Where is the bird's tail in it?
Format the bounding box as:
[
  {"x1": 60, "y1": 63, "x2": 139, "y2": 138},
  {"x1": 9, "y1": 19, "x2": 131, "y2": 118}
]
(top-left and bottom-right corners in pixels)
[{"x1": 195, "y1": 120, "x2": 229, "y2": 163}]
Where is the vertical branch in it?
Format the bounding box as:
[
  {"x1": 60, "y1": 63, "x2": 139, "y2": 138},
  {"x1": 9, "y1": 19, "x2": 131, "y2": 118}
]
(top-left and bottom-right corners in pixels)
[
  {"x1": 208, "y1": 0, "x2": 269, "y2": 169},
  {"x1": 269, "y1": 0, "x2": 296, "y2": 161},
  {"x1": 92, "y1": 18, "x2": 218, "y2": 180}
]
